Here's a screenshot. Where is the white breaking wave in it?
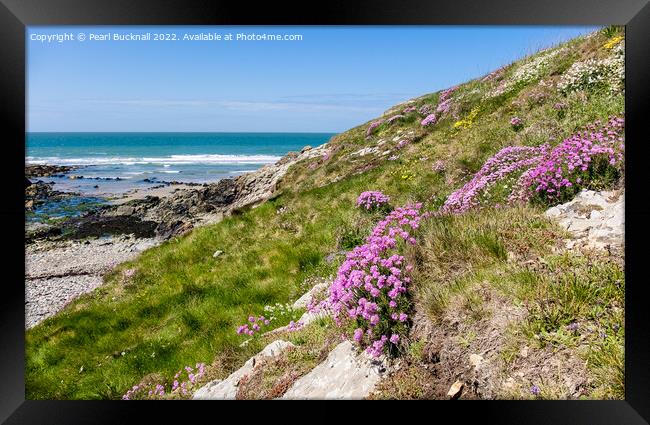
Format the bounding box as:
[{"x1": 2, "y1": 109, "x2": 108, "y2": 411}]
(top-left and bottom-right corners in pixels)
[{"x1": 25, "y1": 154, "x2": 281, "y2": 166}]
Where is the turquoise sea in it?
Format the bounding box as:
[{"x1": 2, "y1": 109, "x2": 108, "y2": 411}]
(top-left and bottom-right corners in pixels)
[{"x1": 27, "y1": 132, "x2": 334, "y2": 196}]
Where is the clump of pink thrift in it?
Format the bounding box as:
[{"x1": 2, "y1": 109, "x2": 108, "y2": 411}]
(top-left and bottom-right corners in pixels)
[
  {"x1": 418, "y1": 104, "x2": 432, "y2": 116},
  {"x1": 386, "y1": 114, "x2": 404, "y2": 125},
  {"x1": 432, "y1": 160, "x2": 446, "y2": 173},
  {"x1": 481, "y1": 67, "x2": 505, "y2": 82},
  {"x1": 510, "y1": 116, "x2": 523, "y2": 130},
  {"x1": 421, "y1": 113, "x2": 438, "y2": 126},
  {"x1": 366, "y1": 120, "x2": 384, "y2": 138},
  {"x1": 122, "y1": 362, "x2": 206, "y2": 400},
  {"x1": 356, "y1": 191, "x2": 391, "y2": 211},
  {"x1": 440, "y1": 116, "x2": 624, "y2": 214},
  {"x1": 510, "y1": 116, "x2": 624, "y2": 205},
  {"x1": 396, "y1": 139, "x2": 410, "y2": 150},
  {"x1": 236, "y1": 315, "x2": 271, "y2": 336},
  {"x1": 435, "y1": 86, "x2": 457, "y2": 117},
  {"x1": 318, "y1": 202, "x2": 426, "y2": 357},
  {"x1": 441, "y1": 145, "x2": 548, "y2": 214}
]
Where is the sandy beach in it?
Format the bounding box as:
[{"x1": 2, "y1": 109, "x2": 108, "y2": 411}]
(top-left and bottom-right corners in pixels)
[{"x1": 108, "y1": 182, "x2": 204, "y2": 205}]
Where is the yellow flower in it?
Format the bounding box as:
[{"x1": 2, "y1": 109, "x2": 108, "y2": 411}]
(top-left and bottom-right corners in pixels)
[
  {"x1": 603, "y1": 35, "x2": 624, "y2": 50},
  {"x1": 453, "y1": 107, "x2": 480, "y2": 130}
]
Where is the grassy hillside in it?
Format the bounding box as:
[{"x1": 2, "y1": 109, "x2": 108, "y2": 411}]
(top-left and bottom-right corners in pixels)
[{"x1": 26, "y1": 27, "x2": 625, "y2": 399}]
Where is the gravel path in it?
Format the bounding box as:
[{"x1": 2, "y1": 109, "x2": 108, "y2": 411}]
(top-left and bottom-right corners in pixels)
[{"x1": 25, "y1": 235, "x2": 161, "y2": 328}]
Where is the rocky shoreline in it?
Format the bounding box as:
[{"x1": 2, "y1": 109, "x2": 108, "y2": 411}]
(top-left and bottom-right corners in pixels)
[
  {"x1": 25, "y1": 164, "x2": 81, "y2": 212},
  {"x1": 24, "y1": 144, "x2": 328, "y2": 328}
]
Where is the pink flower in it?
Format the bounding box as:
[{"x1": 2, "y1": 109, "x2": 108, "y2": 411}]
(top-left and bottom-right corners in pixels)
[
  {"x1": 421, "y1": 113, "x2": 438, "y2": 126},
  {"x1": 354, "y1": 328, "x2": 364, "y2": 342},
  {"x1": 356, "y1": 191, "x2": 391, "y2": 211},
  {"x1": 366, "y1": 120, "x2": 384, "y2": 137}
]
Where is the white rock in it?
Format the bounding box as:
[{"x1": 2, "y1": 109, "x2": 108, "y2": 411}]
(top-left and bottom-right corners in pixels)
[
  {"x1": 567, "y1": 220, "x2": 592, "y2": 233},
  {"x1": 469, "y1": 354, "x2": 484, "y2": 369},
  {"x1": 193, "y1": 340, "x2": 294, "y2": 400},
  {"x1": 447, "y1": 380, "x2": 464, "y2": 399},
  {"x1": 297, "y1": 309, "x2": 329, "y2": 326},
  {"x1": 545, "y1": 189, "x2": 624, "y2": 251},
  {"x1": 589, "y1": 210, "x2": 602, "y2": 219},
  {"x1": 544, "y1": 206, "x2": 562, "y2": 218},
  {"x1": 192, "y1": 379, "x2": 223, "y2": 399},
  {"x1": 292, "y1": 281, "x2": 329, "y2": 310},
  {"x1": 352, "y1": 147, "x2": 379, "y2": 157},
  {"x1": 281, "y1": 341, "x2": 386, "y2": 399}
]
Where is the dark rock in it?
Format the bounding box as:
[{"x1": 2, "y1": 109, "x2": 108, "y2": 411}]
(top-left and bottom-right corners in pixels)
[
  {"x1": 155, "y1": 220, "x2": 193, "y2": 239},
  {"x1": 198, "y1": 179, "x2": 238, "y2": 210},
  {"x1": 115, "y1": 205, "x2": 136, "y2": 216},
  {"x1": 25, "y1": 181, "x2": 76, "y2": 211},
  {"x1": 25, "y1": 164, "x2": 77, "y2": 178},
  {"x1": 25, "y1": 224, "x2": 63, "y2": 244},
  {"x1": 277, "y1": 151, "x2": 298, "y2": 165},
  {"x1": 164, "y1": 180, "x2": 203, "y2": 186},
  {"x1": 63, "y1": 215, "x2": 158, "y2": 239}
]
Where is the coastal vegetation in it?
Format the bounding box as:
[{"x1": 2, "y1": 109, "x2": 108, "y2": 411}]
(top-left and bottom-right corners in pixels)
[{"x1": 26, "y1": 27, "x2": 625, "y2": 399}]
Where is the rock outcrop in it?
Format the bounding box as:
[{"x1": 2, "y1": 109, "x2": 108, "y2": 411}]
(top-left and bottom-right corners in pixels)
[
  {"x1": 281, "y1": 340, "x2": 387, "y2": 399},
  {"x1": 25, "y1": 164, "x2": 77, "y2": 178},
  {"x1": 93, "y1": 144, "x2": 330, "y2": 240},
  {"x1": 25, "y1": 180, "x2": 76, "y2": 211},
  {"x1": 545, "y1": 189, "x2": 624, "y2": 251},
  {"x1": 193, "y1": 340, "x2": 295, "y2": 400},
  {"x1": 291, "y1": 280, "x2": 329, "y2": 310}
]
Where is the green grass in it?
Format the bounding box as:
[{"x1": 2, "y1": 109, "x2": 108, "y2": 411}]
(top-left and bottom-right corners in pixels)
[
  {"x1": 408, "y1": 206, "x2": 562, "y2": 321},
  {"x1": 26, "y1": 27, "x2": 625, "y2": 399}
]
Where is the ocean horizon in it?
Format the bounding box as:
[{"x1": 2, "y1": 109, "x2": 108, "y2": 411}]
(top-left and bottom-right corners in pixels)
[{"x1": 27, "y1": 132, "x2": 335, "y2": 196}]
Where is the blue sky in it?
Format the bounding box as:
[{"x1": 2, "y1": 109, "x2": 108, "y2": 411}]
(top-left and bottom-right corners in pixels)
[{"x1": 27, "y1": 26, "x2": 597, "y2": 132}]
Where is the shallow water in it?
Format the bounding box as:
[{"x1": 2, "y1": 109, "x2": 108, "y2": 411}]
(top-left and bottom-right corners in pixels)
[
  {"x1": 27, "y1": 132, "x2": 333, "y2": 196},
  {"x1": 27, "y1": 196, "x2": 106, "y2": 223}
]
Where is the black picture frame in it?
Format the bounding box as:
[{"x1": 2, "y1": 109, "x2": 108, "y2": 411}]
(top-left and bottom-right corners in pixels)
[{"x1": 2, "y1": 0, "x2": 649, "y2": 423}]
